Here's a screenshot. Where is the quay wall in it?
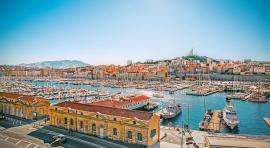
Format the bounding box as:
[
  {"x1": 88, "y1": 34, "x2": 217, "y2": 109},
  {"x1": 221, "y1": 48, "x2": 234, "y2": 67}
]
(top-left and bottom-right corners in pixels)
[{"x1": 184, "y1": 73, "x2": 270, "y2": 82}]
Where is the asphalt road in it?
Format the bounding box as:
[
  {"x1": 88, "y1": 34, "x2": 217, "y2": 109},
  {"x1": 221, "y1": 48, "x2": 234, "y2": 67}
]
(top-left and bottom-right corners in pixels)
[
  {"x1": 0, "y1": 116, "x2": 141, "y2": 148},
  {"x1": 31, "y1": 126, "x2": 133, "y2": 148},
  {"x1": 0, "y1": 139, "x2": 21, "y2": 148}
]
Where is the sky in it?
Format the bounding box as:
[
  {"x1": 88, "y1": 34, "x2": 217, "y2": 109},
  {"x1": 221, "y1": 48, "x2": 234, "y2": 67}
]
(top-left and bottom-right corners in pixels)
[{"x1": 0, "y1": 0, "x2": 269, "y2": 65}]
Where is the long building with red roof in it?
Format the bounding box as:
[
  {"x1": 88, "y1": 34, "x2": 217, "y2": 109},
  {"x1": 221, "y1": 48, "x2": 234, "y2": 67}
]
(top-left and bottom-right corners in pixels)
[
  {"x1": 0, "y1": 92, "x2": 50, "y2": 120},
  {"x1": 50, "y1": 101, "x2": 160, "y2": 147}
]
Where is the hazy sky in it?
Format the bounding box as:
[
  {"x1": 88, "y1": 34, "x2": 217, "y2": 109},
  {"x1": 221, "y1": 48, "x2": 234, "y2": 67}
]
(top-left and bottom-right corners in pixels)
[{"x1": 0, "y1": 0, "x2": 269, "y2": 65}]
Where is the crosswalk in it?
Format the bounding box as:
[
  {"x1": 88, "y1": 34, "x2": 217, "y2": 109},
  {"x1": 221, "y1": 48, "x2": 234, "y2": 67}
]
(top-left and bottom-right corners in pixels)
[{"x1": 0, "y1": 133, "x2": 45, "y2": 148}]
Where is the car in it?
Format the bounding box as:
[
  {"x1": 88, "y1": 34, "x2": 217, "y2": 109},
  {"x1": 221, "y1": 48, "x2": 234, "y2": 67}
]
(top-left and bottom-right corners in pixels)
[
  {"x1": 52, "y1": 134, "x2": 67, "y2": 143},
  {"x1": 0, "y1": 115, "x2": 5, "y2": 119}
]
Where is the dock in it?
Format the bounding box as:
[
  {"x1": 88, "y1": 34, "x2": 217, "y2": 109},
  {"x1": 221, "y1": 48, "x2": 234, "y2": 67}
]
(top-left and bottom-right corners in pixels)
[
  {"x1": 199, "y1": 110, "x2": 222, "y2": 132},
  {"x1": 264, "y1": 117, "x2": 270, "y2": 127}
]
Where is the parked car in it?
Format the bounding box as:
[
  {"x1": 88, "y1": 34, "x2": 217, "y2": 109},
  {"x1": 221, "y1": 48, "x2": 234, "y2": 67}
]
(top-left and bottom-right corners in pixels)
[
  {"x1": 0, "y1": 115, "x2": 5, "y2": 119},
  {"x1": 52, "y1": 134, "x2": 67, "y2": 143}
]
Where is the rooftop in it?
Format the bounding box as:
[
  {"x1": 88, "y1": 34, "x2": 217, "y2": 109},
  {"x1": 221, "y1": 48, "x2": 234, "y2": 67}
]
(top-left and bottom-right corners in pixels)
[
  {"x1": 54, "y1": 102, "x2": 154, "y2": 121},
  {"x1": 90, "y1": 95, "x2": 150, "y2": 108},
  {"x1": 0, "y1": 92, "x2": 50, "y2": 103}
]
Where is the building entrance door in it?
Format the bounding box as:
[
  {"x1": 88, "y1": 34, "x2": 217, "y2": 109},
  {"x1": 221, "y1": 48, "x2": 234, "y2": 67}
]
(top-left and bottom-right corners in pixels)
[
  {"x1": 99, "y1": 127, "x2": 104, "y2": 138},
  {"x1": 32, "y1": 112, "x2": 37, "y2": 120}
]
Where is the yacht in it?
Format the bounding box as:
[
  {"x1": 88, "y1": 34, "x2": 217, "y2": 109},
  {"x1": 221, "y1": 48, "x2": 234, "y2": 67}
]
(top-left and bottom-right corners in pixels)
[
  {"x1": 153, "y1": 92, "x2": 164, "y2": 98},
  {"x1": 144, "y1": 102, "x2": 159, "y2": 111},
  {"x1": 223, "y1": 101, "x2": 239, "y2": 129},
  {"x1": 160, "y1": 104, "x2": 181, "y2": 119}
]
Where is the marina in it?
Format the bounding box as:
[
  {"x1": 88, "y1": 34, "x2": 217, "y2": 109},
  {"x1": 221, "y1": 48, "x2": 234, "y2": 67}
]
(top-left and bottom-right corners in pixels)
[{"x1": 0, "y1": 79, "x2": 269, "y2": 136}]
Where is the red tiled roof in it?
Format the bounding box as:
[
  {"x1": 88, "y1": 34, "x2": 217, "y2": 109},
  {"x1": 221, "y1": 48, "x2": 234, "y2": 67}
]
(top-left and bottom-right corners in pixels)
[
  {"x1": 0, "y1": 92, "x2": 50, "y2": 103},
  {"x1": 54, "y1": 102, "x2": 154, "y2": 121},
  {"x1": 90, "y1": 99, "x2": 130, "y2": 108},
  {"x1": 90, "y1": 95, "x2": 150, "y2": 108},
  {"x1": 129, "y1": 95, "x2": 149, "y2": 103}
]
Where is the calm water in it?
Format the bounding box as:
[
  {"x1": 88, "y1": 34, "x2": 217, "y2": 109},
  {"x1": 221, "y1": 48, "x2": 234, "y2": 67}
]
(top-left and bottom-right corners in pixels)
[{"x1": 29, "y1": 81, "x2": 270, "y2": 136}]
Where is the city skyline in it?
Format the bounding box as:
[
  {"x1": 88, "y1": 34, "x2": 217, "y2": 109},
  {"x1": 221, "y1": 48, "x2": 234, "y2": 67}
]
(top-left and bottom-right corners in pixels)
[{"x1": 1, "y1": 0, "x2": 270, "y2": 65}]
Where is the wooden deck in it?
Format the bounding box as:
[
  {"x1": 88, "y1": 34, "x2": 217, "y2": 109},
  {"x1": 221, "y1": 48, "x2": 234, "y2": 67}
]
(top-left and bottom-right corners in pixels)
[{"x1": 200, "y1": 110, "x2": 222, "y2": 132}]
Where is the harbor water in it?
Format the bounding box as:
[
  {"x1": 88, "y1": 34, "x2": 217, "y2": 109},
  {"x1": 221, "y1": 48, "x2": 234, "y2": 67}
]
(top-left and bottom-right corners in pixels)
[{"x1": 29, "y1": 81, "x2": 270, "y2": 136}]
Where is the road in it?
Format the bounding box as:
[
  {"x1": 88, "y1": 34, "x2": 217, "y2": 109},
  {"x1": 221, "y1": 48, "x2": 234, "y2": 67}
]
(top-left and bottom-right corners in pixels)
[
  {"x1": 0, "y1": 116, "x2": 136, "y2": 148},
  {"x1": 0, "y1": 138, "x2": 21, "y2": 148}
]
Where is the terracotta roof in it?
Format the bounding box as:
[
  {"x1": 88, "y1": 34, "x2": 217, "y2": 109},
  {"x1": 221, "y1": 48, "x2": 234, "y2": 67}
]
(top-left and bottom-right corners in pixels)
[
  {"x1": 0, "y1": 92, "x2": 50, "y2": 103},
  {"x1": 90, "y1": 99, "x2": 130, "y2": 108},
  {"x1": 129, "y1": 95, "x2": 149, "y2": 103},
  {"x1": 54, "y1": 102, "x2": 154, "y2": 121},
  {"x1": 90, "y1": 95, "x2": 150, "y2": 108}
]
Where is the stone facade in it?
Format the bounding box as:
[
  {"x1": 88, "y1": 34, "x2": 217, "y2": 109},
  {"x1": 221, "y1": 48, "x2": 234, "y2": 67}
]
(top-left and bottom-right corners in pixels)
[
  {"x1": 0, "y1": 92, "x2": 50, "y2": 120},
  {"x1": 49, "y1": 102, "x2": 160, "y2": 147}
]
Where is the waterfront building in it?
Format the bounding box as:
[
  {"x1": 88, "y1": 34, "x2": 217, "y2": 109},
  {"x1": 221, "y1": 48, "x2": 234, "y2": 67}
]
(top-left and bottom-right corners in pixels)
[
  {"x1": 91, "y1": 95, "x2": 150, "y2": 110},
  {"x1": 49, "y1": 102, "x2": 160, "y2": 147},
  {"x1": 0, "y1": 92, "x2": 50, "y2": 120}
]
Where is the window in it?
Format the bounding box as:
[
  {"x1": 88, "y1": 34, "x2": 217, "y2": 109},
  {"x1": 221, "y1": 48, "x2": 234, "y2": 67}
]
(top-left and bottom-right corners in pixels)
[
  {"x1": 96, "y1": 115, "x2": 99, "y2": 118},
  {"x1": 64, "y1": 117, "x2": 67, "y2": 124},
  {"x1": 92, "y1": 124, "x2": 96, "y2": 132},
  {"x1": 150, "y1": 129, "x2": 156, "y2": 138},
  {"x1": 113, "y1": 118, "x2": 117, "y2": 121},
  {"x1": 80, "y1": 112, "x2": 83, "y2": 115},
  {"x1": 55, "y1": 108, "x2": 57, "y2": 111},
  {"x1": 137, "y1": 133, "x2": 142, "y2": 141},
  {"x1": 133, "y1": 121, "x2": 136, "y2": 125},
  {"x1": 80, "y1": 121, "x2": 83, "y2": 128},
  {"x1": 113, "y1": 128, "x2": 117, "y2": 136},
  {"x1": 127, "y1": 131, "x2": 132, "y2": 139},
  {"x1": 70, "y1": 119, "x2": 74, "y2": 125}
]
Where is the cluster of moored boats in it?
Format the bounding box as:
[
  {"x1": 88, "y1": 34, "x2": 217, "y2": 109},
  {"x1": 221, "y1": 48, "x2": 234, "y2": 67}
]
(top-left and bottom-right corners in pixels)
[
  {"x1": 0, "y1": 81, "x2": 113, "y2": 103},
  {"x1": 199, "y1": 100, "x2": 240, "y2": 131}
]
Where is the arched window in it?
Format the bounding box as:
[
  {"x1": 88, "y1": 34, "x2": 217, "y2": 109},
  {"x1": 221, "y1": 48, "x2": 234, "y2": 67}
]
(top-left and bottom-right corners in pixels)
[
  {"x1": 151, "y1": 129, "x2": 156, "y2": 138},
  {"x1": 64, "y1": 117, "x2": 68, "y2": 124},
  {"x1": 70, "y1": 118, "x2": 73, "y2": 126},
  {"x1": 113, "y1": 128, "x2": 117, "y2": 136},
  {"x1": 80, "y1": 121, "x2": 83, "y2": 128},
  {"x1": 92, "y1": 124, "x2": 96, "y2": 132},
  {"x1": 127, "y1": 131, "x2": 132, "y2": 139},
  {"x1": 137, "y1": 133, "x2": 142, "y2": 141}
]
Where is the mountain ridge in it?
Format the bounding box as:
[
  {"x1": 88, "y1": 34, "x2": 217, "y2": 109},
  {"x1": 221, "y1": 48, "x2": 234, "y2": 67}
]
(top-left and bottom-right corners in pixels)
[{"x1": 18, "y1": 60, "x2": 89, "y2": 69}]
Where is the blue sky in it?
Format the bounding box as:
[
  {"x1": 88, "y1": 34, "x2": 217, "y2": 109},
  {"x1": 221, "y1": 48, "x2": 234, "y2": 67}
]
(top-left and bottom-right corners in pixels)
[{"x1": 0, "y1": 0, "x2": 269, "y2": 65}]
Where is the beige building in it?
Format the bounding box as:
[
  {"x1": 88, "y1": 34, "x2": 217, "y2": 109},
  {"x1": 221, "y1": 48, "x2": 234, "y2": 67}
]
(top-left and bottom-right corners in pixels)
[
  {"x1": 0, "y1": 92, "x2": 50, "y2": 120},
  {"x1": 50, "y1": 102, "x2": 160, "y2": 147}
]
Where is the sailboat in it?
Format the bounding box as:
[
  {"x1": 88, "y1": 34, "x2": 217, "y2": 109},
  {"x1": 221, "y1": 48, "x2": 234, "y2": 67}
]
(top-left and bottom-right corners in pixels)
[{"x1": 223, "y1": 100, "x2": 239, "y2": 129}]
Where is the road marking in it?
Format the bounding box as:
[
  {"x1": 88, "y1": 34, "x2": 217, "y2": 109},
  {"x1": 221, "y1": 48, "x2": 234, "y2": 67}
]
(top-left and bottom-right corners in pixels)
[
  {"x1": 0, "y1": 134, "x2": 6, "y2": 139},
  {"x1": 26, "y1": 143, "x2": 37, "y2": 148},
  {"x1": 17, "y1": 140, "x2": 31, "y2": 147},
  {"x1": 6, "y1": 137, "x2": 20, "y2": 143},
  {"x1": 25, "y1": 142, "x2": 32, "y2": 148},
  {"x1": 15, "y1": 139, "x2": 22, "y2": 144}
]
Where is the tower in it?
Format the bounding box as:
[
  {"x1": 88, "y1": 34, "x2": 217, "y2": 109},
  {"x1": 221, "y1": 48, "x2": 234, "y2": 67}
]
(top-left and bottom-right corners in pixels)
[{"x1": 188, "y1": 48, "x2": 194, "y2": 56}]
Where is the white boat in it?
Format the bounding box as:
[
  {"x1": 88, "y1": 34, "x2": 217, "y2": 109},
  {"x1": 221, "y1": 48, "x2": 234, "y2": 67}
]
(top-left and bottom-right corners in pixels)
[
  {"x1": 144, "y1": 102, "x2": 159, "y2": 111},
  {"x1": 160, "y1": 104, "x2": 181, "y2": 119},
  {"x1": 153, "y1": 92, "x2": 164, "y2": 98},
  {"x1": 223, "y1": 101, "x2": 239, "y2": 129}
]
